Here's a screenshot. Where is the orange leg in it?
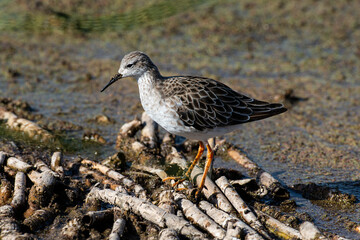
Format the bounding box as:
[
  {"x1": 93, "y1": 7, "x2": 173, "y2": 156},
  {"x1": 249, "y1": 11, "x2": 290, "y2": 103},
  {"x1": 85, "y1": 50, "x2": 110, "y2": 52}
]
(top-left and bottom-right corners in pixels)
[
  {"x1": 163, "y1": 141, "x2": 205, "y2": 187},
  {"x1": 195, "y1": 143, "x2": 213, "y2": 199}
]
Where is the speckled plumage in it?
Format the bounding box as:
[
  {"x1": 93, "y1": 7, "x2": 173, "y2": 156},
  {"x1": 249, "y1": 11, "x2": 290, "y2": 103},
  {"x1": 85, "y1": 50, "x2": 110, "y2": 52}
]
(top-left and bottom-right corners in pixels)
[{"x1": 102, "y1": 51, "x2": 286, "y2": 141}]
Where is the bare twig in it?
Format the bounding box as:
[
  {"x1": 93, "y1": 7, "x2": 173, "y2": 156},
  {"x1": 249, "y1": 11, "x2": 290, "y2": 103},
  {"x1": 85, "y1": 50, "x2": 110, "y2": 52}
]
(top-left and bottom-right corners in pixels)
[{"x1": 109, "y1": 218, "x2": 126, "y2": 240}]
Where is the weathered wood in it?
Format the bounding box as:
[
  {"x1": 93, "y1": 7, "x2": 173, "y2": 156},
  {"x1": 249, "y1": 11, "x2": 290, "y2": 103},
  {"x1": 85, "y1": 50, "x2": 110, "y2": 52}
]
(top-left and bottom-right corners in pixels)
[
  {"x1": 159, "y1": 228, "x2": 179, "y2": 240},
  {"x1": 215, "y1": 176, "x2": 271, "y2": 239},
  {"x1": 0, "y1": 205, "x2": 23, "y2": 240},
  {"x1": 11, "y1": 171, "x2": 27, "y2": 211},
  {"x1": 174, "y1": 192, "x2": 226, "y2": 239},
  {"x1": 27, "y1": 170, "x2": 56, "y2": 210},
  {"x1": 0, "y1": 107, "x2": 53, "y2": 141},
  {"x1": 51, "y1": 151, "x2": 64, "y2": 175},
  {"x1": 109, "y1": 218, "x2": 126, "y2": 240},
  {"x1": 255, "y1": 209, "x2": 302, "y2": 240},
  {"x1": 81, "y1": 159, "x2": 147, "y2": 200},
  {"x1": 118, "y1": 118, "x2": 142, "y2": 137},
  {"x1": 228, "y1": 148, "x2": 289, "y2": 200},
  {"x1": 82, "y1": 209, "x2": 114, "y2": 227},
  {"x1": 131, "y1": 164, "x2": 168, "y2": 180},
  {"x1": 299, "y1": 221, "x2": 327, "y2": 240},
  {"x1": 199, "y1": 200, "x2": 264, "y2": 240},
  {"x1": 23, "y1": 208, "x2": 55, "y2": 231},
  {"x1": 86, "y1": 187, "x2": 207, "y2": 239},
  {"x1": 7, "y1": 157, "x2": 32, "y2": 172}
]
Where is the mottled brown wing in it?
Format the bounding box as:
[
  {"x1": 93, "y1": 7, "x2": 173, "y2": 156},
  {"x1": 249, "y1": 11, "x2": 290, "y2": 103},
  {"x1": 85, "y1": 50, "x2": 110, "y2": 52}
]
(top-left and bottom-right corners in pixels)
[{"x1": 158, "y1": 76, "x2": 286, "y2": 131}]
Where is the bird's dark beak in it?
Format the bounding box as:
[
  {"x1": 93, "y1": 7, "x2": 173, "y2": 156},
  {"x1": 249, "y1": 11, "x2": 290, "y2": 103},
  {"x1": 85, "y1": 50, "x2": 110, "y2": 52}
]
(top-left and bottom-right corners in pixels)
[{"x1": 101, "y1": 73, "x2": 123, "y2": 92}]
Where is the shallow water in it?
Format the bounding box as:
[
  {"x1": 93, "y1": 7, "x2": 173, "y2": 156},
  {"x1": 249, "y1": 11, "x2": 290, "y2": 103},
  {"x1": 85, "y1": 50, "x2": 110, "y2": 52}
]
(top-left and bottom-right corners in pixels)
[{"x1": 1, "y1": 0, "x2": 359, "y2": 238}]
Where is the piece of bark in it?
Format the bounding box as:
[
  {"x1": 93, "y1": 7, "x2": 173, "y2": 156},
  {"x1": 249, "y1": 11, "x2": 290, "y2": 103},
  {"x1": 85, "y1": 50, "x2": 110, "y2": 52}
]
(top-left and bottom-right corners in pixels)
[
  {"x1": 81, "y1": 159, "x2": 147, "y2": 200},
  {"x1": 228, "y1": 148, "x2": 289, "y2": 200},
  {"x1": 199, "y1": 201, "x2": 264, "y2": 240},
  {"x1": 0, "y1": 107, "x2": 53, "y2": 141},
  {"x1": 109, "y1": 218, "x2": 126, "y2": 240},
  {"x1": 23, "y1": 208, "x2": 55, "y2": 232},
  {"x1": 86, "y1": 187, "x2": 207, "y2": 239},
  {"x1": 118, "y1": 118, "x2": 142, "y2": 137},
  {"x1": 0, "y1": 205, "x2": 22, "y2": 240},
  {"x1": 11, "y1": 171, "x2": 27, "y2": 212},
  {"x1": 299, "y1": 221, "x2": 327, "y2": 240},
  {"x1": 82, "y1": 209, "x2": 114, "y2": 227},
  {"x1": 6, "y1": 157, "x2": 32, "y2": 172},
  {"x1": 174, "y1": 192, "x2": 226, "y2": 239},
  {"x1": 159, "y1": 228, "x2": 179, "y2": 240},
  {"x1": 141, "y1": 112, "x2": 158, "y2": 149},
  {"x1": 215, "y1": 176, "x2": 271, "y2": 239},
  {"x1": 255, "y1": 210, "x2": 302, "y2": 240},
  {"x1": 224, "y1": 221, "x2": 241, "y2": 240}
]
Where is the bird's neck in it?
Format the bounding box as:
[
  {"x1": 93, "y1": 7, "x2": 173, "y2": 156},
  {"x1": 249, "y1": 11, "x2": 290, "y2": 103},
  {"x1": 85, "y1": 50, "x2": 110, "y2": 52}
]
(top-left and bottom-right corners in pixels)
[{"x1": 137, "y1": 68, "x2": 163, "y2": 87}]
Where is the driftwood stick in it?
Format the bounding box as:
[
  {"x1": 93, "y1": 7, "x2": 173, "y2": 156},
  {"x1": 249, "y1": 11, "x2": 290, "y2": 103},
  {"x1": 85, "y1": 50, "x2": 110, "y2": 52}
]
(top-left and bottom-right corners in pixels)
[
  {"x1": 141, "y1": 112, "x2": 158, "y2": 148},
  {"x1": 173, "y1": 192, "x2": 226, "y2": 239},
  {"x1": 228, "y1": 148, "x2": 289, "y2": 199},
  {"x1": 159, "y1": 228, "x2": 179, "y2": 240},
  {"x1": 0, "y1": 107, "x2": 53, "y2": 141},
  {"x1": 118, "y1": 118, "x2": 142, "y2": 137},
  {"x1": 23, "y1": 208, "x2": 55, "y2": 231},
  {"x1": 109, "y1": 218, "x2": 126, "y2": 240},
  {"x1": 0, "y1": 205, "x2": 22, "y2": 240},
  {"x1": 215, "y1": 176, "x2": 271, "y2": 239},
  {"x1": 255, "y1": 209, "x2": 302, "y2": 240},
  {"x1": 86, "y1": 187, "x2": 207, "y2": 239},
  {"x1": 224, "y1": 221, "x2": 241, "y2": 240},
  {"x1": 299, "y1": 221, "x2": 327, "y2": 240},
  {"x1": 82, "y1": 209, "x2": 114, "y2": 227},
  {"x1": 81, "y1": 159, "x2": 147, "y2": 200},
  {"x1": 11, "y1": 171, "x2": 27, "y2": 211},
  {"x1": 6, "y1": 157, "x2": 32, "y2": 172},
  {"x1": 199, "y1": 201, "x2": 264, "y2": 240}
]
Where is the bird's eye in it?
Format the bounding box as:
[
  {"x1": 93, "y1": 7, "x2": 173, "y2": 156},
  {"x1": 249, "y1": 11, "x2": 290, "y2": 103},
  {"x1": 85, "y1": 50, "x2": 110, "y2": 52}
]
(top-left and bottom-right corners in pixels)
[{"x1": 126, "y1": 63, "x2": 134, "y2": 68}]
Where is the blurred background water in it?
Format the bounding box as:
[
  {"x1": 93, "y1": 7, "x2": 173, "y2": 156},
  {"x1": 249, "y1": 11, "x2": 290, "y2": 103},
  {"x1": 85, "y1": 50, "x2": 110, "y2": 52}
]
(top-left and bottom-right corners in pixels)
[{"x1": 0, "y1": 0, "x2": 359, "y2": 237}]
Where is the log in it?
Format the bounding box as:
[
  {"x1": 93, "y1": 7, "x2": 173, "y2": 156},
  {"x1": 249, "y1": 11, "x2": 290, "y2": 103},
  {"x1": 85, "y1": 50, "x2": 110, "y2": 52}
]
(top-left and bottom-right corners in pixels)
[
  {"x1": 81, "y1": 159, "x2": 147, "y2": 200},
  {"x1": 11, "y1": 171, "x2": 27, "y2": 211},
  {"x1": 173, "y1": 192, "x2": 226, "y2": 239},
  {"x1": 198, "y1": 201, "x2": 264, "y2": 240},
  {"x1": 118, "y1": 118, "x2": 142, "y2": 137},
  {"x1": 86, "y1": 187, "x2": 207, "y2": 239},
  {"x1": 27, "y1": 170, "x2": 56, "y2": 210},
  {"x1": 6, "y1": 157, "x2": 32, "y2": 172},
  {"x1": 0, "y1": 205, "x2": 23, "y2": 240},
  {"x1": 79, "y1": 166, "x2": 121, "y2": 190},
  {"x1": 255, "y1": 210, "x2": 302, "y2": 240},
  {"x1": 299, "y1": 221, "x2": 327, "y2": 240},
  {"x1": 0, "y1": 107, "x2": 53, "y2": 141},
  {"x1": 23, "y1": 208, "x2": 55, "y2": 231},
  {"x1": 159, "y1": 228, "x2": 179, "y2": 240},
  {"x1": 141, "y1": 112, "x2": 158, "y2": 149},
  {"x1": 228, "y1": 148, "x2": 289, "y2": 200},
  {"x1": 82, "y1": 209, "x2": 114, "y2": 227},
  {"x1": 109, "y1": 218, "x2": 126, "y2": 240},
  {"x1": 215, "y1": 176, "x2": 271, "y2": 239}
]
